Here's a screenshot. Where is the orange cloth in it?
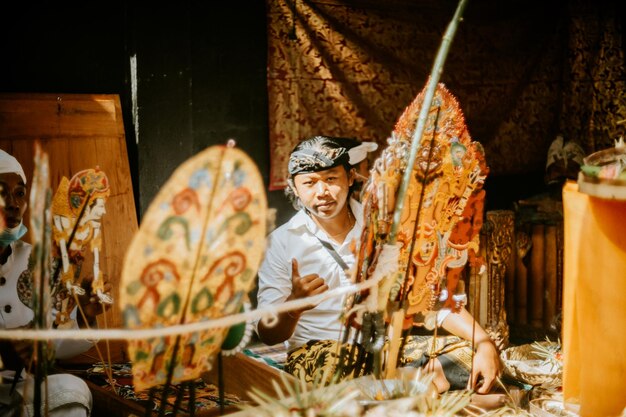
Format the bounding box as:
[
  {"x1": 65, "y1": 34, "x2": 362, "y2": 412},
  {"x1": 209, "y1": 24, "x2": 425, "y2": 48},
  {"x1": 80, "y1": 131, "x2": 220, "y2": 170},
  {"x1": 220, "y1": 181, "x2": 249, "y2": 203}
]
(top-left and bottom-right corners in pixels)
[{"x1": 562, "y1": 181, "x2": 626, "y2": 417}]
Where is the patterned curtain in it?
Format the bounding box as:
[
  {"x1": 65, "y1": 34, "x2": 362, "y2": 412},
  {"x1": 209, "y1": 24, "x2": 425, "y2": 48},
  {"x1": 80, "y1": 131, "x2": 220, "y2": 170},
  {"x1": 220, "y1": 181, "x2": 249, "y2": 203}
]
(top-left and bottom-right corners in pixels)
[
  {"x1": 266, "y1": 0, "x2": 625, "y2": 190},
  {"x1": 560, "y1": 0, "x2": 626, "y2": 153}
]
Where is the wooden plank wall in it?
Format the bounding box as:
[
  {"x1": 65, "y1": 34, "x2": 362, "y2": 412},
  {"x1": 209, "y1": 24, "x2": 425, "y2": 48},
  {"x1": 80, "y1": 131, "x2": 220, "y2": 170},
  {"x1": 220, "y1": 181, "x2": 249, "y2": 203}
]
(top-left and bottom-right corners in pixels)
[{"x1": 0, "y1": 92, "x2": 137, "y2": 363}]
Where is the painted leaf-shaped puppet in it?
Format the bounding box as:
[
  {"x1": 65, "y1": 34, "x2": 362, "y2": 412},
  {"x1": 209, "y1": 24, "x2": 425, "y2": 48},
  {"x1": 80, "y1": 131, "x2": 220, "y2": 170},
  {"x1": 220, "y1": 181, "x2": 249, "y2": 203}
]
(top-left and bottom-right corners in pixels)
[
  {"x1": 121, "y1": 144, "x2": 267, "y2": 391},
  {"x1": 51, "y1": 167, "x2": 111, "y2": 328},
  {"x1": 355, "y1": 83, "x2": 488, "y2": 326}
]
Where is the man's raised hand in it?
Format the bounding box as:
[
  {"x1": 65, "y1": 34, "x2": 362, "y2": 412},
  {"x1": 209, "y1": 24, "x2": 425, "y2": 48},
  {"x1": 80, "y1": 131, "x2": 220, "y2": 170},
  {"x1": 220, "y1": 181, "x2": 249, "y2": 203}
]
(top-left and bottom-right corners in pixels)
[{"x1": 288, "y1": 259, "x2": 329, "y2": 312}]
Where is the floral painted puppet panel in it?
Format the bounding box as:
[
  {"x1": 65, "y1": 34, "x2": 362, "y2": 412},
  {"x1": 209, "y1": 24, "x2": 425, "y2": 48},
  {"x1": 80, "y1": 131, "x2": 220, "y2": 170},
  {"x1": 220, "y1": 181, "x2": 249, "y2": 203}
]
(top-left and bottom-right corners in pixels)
[
  {"x1": 51, "y1": 167, "x2": 111, "y2": 328},
  {"x1": 357, "y1": 83, "x2": 488, "y2": 325},
  {"x1": 396, "y1": 84, "x2": 488, "y2": 318},
  {"x1": 121, "y1": 145, "x2": 267, "y2": 391}
]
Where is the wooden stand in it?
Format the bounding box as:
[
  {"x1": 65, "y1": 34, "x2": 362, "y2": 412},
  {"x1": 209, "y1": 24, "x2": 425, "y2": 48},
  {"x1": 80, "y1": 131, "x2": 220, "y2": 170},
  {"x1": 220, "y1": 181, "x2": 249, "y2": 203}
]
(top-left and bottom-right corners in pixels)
[
  {"x1": 60, "y1": 351, "x2": 292, "y2": 416},
  {"x1": 508, "y1": 197, "x2": 564, "y2": 342},
  {"x1": 514, "y1": 229, "x2": 531, "y2": 327},
  {"x1": 204, "y1": 352, "x2": 296, "y2": 402},
  {"x1": 529, "y1": 224, "x2": 545, "y2": 328},
  {"x1": 84, "y1": 378, "x2": 240, "y2": 417}
]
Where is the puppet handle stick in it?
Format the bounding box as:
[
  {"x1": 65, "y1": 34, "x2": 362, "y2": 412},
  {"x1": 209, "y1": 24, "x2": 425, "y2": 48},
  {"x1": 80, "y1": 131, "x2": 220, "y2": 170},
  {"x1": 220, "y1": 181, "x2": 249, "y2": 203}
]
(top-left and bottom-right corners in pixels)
[
  {"x1": 389, "y1": 0, "x2": 468, "y2": 242},
  {"x1": 384, "y1": 0, "x2": 468, "y2": 379}
]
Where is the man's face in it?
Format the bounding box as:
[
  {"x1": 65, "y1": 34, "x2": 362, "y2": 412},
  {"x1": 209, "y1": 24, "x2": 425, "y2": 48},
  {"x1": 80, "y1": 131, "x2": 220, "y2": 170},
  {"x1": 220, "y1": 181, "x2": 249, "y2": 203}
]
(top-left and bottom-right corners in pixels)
[
  {"x1": 0, "y1": 173, "x2": 28, "y2": 229},
  {"x1": 292, "y1": 166, "x2": 354, "y2": 219},
  {"x1": 451, "y1": 144, "x2": 467, "y2": 166}
]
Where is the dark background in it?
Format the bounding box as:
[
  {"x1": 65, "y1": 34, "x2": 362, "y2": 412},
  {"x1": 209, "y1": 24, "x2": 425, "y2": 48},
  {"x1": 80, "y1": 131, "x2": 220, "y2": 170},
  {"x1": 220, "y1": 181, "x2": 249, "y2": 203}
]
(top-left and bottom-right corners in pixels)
[{"x1": 0, "y1": 2, "x2": 277, "y2": 221}]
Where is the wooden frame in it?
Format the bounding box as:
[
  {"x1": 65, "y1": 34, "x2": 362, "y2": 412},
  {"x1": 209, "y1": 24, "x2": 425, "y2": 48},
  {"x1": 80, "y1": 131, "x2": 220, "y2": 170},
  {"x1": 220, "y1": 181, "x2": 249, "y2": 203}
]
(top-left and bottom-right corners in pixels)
[
  {"x1": 204, "y1": 352, "x2": 296, "y2": 403},
  {"x1": 0, "y1": 92, "x2": 138, "y2": 363}
]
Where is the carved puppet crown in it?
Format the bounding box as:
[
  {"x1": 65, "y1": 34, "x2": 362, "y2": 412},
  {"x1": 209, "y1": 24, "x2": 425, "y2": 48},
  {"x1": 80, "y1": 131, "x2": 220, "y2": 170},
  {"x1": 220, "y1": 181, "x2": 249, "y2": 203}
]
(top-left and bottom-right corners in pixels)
[
  {"x1": 68, "y1": 167, "x2": 110, "y2": 212},
  {"x1": 53, "y1": 167, "x2": 111, "y2": 218}
]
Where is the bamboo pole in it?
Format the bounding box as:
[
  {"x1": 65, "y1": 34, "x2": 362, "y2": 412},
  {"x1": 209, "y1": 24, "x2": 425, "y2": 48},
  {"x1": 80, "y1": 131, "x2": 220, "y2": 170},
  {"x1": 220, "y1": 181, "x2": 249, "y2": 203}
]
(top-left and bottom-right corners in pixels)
[
  {"x1": 389, "y1": 0, "x2": 469, "y2": 243},
  {"x1": 384, "y1": 0, "x2": 469, "y2": 377}
]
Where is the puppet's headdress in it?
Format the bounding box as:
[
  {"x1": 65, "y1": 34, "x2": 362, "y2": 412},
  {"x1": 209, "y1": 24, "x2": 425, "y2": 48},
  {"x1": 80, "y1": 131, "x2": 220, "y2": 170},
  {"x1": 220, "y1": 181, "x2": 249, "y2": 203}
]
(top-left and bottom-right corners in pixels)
[{"x1": 68, "y1": 167, "x2": 110, "y2": 214}]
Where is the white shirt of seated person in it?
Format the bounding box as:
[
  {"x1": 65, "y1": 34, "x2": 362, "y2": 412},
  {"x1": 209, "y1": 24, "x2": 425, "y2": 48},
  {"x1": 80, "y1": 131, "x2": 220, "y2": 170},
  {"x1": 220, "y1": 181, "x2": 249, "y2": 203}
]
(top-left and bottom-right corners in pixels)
[
  {"x1": 256, "y1": 198, "x2": 362, "y2": 350},
  {"x1": 257, "y1": 141, "x2": 361, "y2": 350},
  {"x1": 0, "y1": 150, "x2": 92, "y2": 417}
]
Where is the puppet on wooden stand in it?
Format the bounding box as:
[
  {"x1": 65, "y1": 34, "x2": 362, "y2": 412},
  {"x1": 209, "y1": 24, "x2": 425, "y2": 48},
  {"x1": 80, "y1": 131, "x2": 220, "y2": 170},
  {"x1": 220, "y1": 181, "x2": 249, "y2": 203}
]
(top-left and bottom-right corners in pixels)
[
  {"x1": 51, "y1": 167, "x2": 112, "y2": 328},
  {"x1": 121, "y1": 141, "x2": 267, "y2": 416}
]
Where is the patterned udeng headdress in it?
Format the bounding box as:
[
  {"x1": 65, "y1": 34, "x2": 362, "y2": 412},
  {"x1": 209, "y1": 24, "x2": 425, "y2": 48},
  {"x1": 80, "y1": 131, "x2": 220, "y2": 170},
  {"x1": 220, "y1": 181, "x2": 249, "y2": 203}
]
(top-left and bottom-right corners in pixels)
[{"x1": 287, "y1": 136, "x2": 350, "y2": 177}]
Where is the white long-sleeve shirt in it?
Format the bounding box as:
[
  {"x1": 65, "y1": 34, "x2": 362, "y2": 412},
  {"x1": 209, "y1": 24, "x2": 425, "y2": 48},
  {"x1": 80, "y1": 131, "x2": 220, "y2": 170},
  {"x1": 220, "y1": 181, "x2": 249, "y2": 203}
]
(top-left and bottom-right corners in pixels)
[
  {"x1": 256, "y1": 199, "x2": 363, "y2": 350},
  {"x1": 0, "y1": 240, "x2": 93, "y2": 357},
  {"x1": 0, "y1": 240, "x2": 92, "y2": 415}
]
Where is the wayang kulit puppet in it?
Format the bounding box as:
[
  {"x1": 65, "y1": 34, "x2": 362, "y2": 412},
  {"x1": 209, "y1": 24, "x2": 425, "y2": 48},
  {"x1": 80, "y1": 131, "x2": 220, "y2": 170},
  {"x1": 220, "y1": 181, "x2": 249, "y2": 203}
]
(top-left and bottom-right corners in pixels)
[
  {"x1": 51, "y1": 167, "x2": 111, "y2": 328},
  {"x1": 120, "y1": 142, "x2": 267, "y2": 393},
  {"x1": 351, "y1": 83, "x2": 489, "y2": 341}
]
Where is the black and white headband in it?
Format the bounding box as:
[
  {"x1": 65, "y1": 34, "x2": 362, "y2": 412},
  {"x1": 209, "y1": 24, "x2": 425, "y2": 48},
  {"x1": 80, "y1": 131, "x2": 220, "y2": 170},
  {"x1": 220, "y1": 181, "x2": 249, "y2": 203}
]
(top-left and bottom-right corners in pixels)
[{"x1": 288, "y1": 146, "x2": 350, "y2": 177}]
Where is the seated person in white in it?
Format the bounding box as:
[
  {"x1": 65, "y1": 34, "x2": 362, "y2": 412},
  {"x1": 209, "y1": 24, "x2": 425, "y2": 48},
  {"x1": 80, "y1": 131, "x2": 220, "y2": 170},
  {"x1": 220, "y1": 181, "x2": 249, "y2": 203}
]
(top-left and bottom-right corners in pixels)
[{"x1": 0, "y1": 149, "x2": 109, "y2": 417}]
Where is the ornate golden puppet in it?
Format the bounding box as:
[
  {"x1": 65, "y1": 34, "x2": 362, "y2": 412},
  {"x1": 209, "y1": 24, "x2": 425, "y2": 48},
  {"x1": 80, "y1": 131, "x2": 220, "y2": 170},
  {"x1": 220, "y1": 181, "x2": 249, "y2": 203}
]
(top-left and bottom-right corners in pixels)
[
  {"x1": 353, "y1": 83, "x2": 488, "y2": 330},
  {"x1": 51, "y1": 167, "x2": 111, "y2": 327},
  {"x1": 436, "y1": 142, "x2": 488, "y2": 311},
  {"x1": 397, "y1": 85, "x2": 488, "y2": 322}
]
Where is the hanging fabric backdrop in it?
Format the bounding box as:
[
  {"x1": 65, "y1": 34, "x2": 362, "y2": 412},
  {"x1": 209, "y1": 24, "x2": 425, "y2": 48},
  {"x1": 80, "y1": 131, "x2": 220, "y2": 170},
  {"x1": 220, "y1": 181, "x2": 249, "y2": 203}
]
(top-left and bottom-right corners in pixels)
[{"x1": 266, "y1": 0, "x2": 625, "y2": 190}]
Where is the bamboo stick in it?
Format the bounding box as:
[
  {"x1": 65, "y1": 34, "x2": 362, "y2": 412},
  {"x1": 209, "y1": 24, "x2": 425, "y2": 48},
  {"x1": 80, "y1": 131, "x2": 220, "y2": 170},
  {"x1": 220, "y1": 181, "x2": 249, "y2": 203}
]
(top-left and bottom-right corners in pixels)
[
  {"x1": 389, "y1": 0, "x2": 468, "y2": 243},
  {"x1": 384, "y1": 0, "x2": 469, "y2": 378}
]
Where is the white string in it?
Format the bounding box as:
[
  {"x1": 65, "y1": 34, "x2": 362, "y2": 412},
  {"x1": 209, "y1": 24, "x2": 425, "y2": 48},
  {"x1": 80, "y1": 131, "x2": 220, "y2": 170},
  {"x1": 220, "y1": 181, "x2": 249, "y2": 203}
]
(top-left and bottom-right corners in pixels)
[{"x1": 0, "y1": 268, "x2": 388, "y2": 342}]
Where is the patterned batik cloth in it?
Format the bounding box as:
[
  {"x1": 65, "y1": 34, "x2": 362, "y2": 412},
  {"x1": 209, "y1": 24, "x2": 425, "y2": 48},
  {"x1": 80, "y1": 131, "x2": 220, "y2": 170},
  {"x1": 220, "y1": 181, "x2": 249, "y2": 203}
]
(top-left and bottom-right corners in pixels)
[
  {"x1": 285, "y1": 340, "x2": 369, "y2": 383},
  {"x1": 285, "y1": 335, "x2": 472, "y2": 389},
  {"x1": 401, "y1": 335, "x2": 473, "y2": 390}
]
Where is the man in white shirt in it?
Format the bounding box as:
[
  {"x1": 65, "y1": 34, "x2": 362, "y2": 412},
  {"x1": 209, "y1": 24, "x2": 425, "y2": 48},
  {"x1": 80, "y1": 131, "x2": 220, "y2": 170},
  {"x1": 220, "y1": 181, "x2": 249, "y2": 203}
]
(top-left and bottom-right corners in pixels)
[
  {"x1": 257, "y1": 136, "x2": 359, "y2": 350},
  {"x1": 256, "y1": 136, "x2": 500, "y2": 393}
]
